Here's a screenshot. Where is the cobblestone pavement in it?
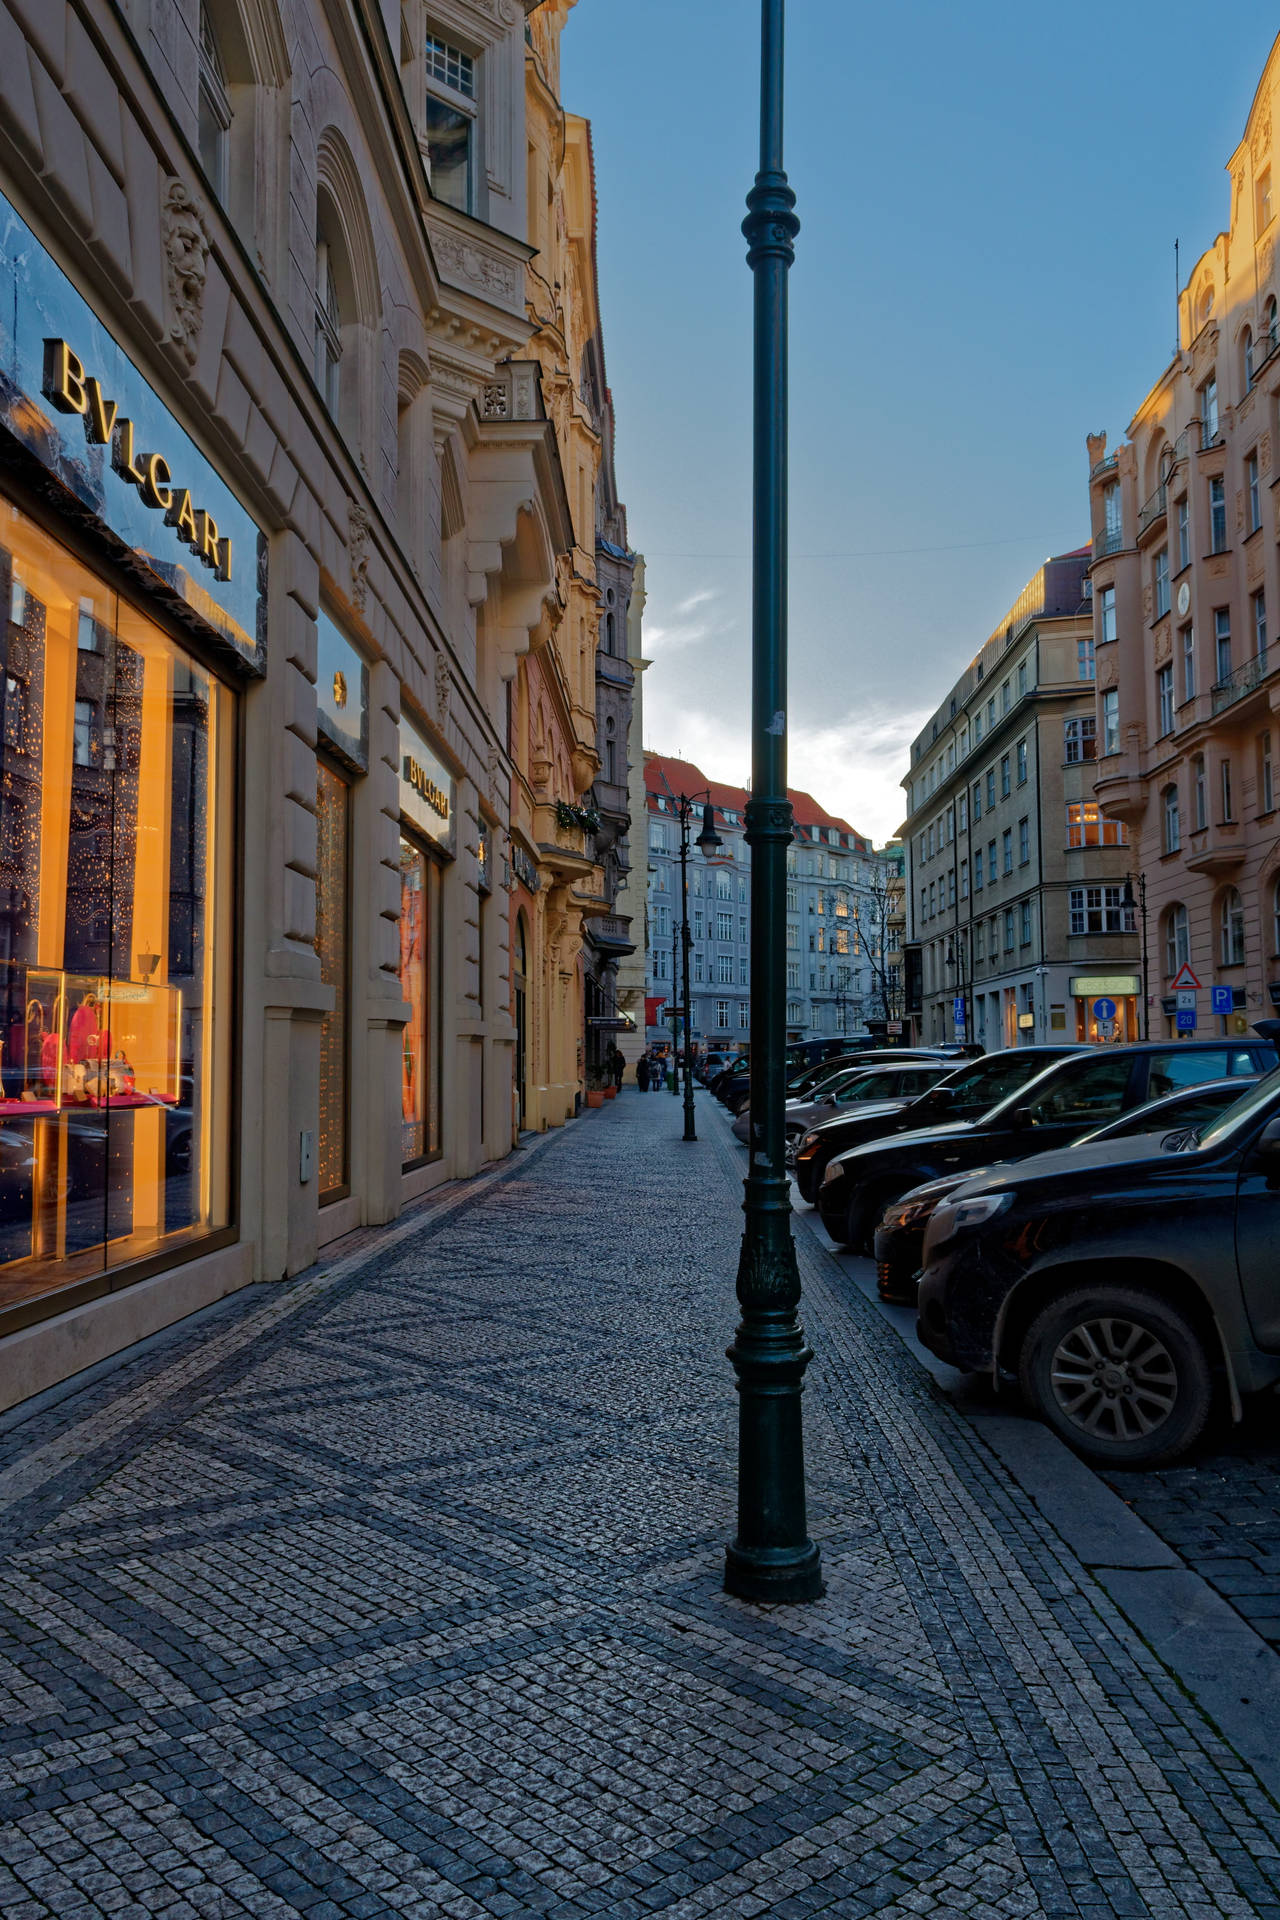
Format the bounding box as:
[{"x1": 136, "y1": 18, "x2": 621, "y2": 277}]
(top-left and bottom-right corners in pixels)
[
  {"x1": 1102, "y1": 1414, "x2": 1280, "y2": 1649},
  {"x1": 4, "y1": 1093, "x2": 1280, "y2": 1918}
]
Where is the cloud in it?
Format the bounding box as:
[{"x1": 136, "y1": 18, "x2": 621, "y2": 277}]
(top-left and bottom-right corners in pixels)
[
  {"x1": 643, "y1": 584, "x2": 732, "y2": 657},
  {"x1": 675, "y1": 587, "x2": 720, "y2": 615}
]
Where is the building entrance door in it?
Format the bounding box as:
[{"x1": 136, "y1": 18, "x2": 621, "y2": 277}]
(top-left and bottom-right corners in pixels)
[{"x1": 514, "y1": 916, "x2": 528, "y2": 1130}]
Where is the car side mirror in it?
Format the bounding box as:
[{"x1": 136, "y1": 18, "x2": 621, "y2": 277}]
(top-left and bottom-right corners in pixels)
[
  {"x1": 1010, "y1": 1104, "x2": 1035, "y2": 1129},
  {"x1": 930, "y1": 1085, "x2": 954, "y2": 1104},
  {"x1": 1256, "y1": 1116, "x2": 1280, "y2": 1161}
]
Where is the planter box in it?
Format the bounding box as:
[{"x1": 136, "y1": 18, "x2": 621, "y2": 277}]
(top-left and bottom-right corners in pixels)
[
  {"x1": 585, "y1": 1090, "x2": 605, "y2": 1108},
  {"x1": 602, "y1": 1086, "x2": 617, "y2": 1100}
]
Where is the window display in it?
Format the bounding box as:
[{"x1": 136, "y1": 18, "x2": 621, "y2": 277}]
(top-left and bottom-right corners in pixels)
[
  {"x1": 0, "y1": 496, "x2": 232, "y2": 1315},
  {"x1": 315, "y1": 761, "x2": 350, "y2": 1200},
  {"x1": 399, "y1": 837, "x2": 440, "y2": 1164}
]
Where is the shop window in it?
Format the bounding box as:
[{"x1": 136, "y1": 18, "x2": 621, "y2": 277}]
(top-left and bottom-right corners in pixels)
[
  {"x1": 315, "y1": 761, "x2": 351, "y2": 1200},
  {"x1": 0, "y1": 497, "x2": 232, "y2": 1317},
  {"x1": 399, "y1": 837, "x2": 441, "y2": 1164}
]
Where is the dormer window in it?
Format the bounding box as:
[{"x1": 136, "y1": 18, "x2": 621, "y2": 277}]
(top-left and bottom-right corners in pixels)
[{"x1": 425, "y1": 31, "x2": 476, "y2": 213}]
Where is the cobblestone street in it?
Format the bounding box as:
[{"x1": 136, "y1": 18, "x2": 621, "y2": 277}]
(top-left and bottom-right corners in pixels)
[{"x1": 4, "y1": 1090, "x2": 1280, "y2": 1920}]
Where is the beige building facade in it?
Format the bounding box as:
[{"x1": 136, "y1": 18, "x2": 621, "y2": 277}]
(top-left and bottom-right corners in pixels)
[
  {"x1": 1088, "y1": 34, "x2": 1280, "y2": 1042},
  {"x1": 903, "y1": 553, "x2": 1141, "y2": 1051},
  {"x1": 0, "y1": 0, "x2": 632, "y2": 1411}
]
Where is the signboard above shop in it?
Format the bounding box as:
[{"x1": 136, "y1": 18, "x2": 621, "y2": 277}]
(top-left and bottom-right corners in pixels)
[
  {"x1": 399, "y1": 715, "x2": 455, "y2": 855},
  {"x1": 0, "y1": 190, "x2": 266, "y2": 676}
]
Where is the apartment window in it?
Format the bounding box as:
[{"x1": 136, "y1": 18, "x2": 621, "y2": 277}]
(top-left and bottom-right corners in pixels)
[
  {"x1": 1017, "y1": 661, "x2": 1028, "y2": 696},
  {"x1": 738, "y1": 955, "x2": 749, "y2": 984},
  {"x1": 976, "y1": 920, "x2": 986, "y2": 960},
  {"x1": 1104, "y1": 482, "x2": 1122, "y2": 542},
  {"x1": 1066, "y1": 803, "x2": 1127, "y2": 847},
  {"x1": 972, "y1": 781, "x2": 982, "y2": 821},
  {"x1": 1001, "y1": 680, "x2": 1011, "y2": 714},
  {"x1": 959, "y1": 857, "x2": 969, "y2": 899},
  {"x1": 785, "y1": 921, "x2": 797, "y2": 950},
  {"x1": 1018, "y1": 817, "x2": 1030, "y2": 864},
  {"x1": 1221, "y1": 756, "x2": 1234, "y2": 821},
  {"x1": 694, "y1": 952, "x2": 704, "y2": 982},
  {"x1": 928, "y1": 882, "x2": 936, "y2": 918},
  {"x1": 786, "y1": 961, "x2": 799, "y2": 989},
  {"x1": 1157, "y1": 662, "x2": 1174, "y2": 737},
  {"x1": 1246, "y1": 328, "x2": 1257, "y2": 392},
  {"x1": 1267, "y1": 294, "x2": 1280, "y2": 352},
  {"x1": 974, "y1": 711, "x2": 984, "y2": 743},
  {"x1": 919, "y1": 886, "x2": 927, "y2": 920},
  {"x1": 1176, "y1": 497, "x2": 1190, "y2": 572},
  {"x1": 786, "y1": 884, "x2": 797, "y2": 911},
  {"x1": 1259, "y1": 166, "x2": 1274, "y2": 232},
  {"x1": 947, "y1": 871, "x2": 956, "y2": 908},
  {"x1": 1220, "y1": 887, "x2": 1245, "y2": 966},
  {"x1": 1193, "y1": 753, "x2": 1207, "y2": 830},
  {"x1": 716, "y1": 1000, "x2": 731, "y2": 1030},
  {"x1": 958, "y1": 795, "x2": 968, "y2": 831},
  {"x1": 197, "y1": 2, "x2": 231, "y2": 203},
  {"x1": 716, "y1": 871, "x2": 732, "y2": 900},
  {"x1": 1099, "y1": 584, "x2": 1117, "y2": 643},
  {"x1": 1063, "y1": 716, "x2": 1096, "y2": 763},
  {"x1": 739, "y1": 915, "x2": 748, "y2": 943},
  {"x1": 1002, "y1": 828, "x2": 1013, "y2": 874},
  {"x1": 1209, "y1": 476, "x2": 1227, "y2": 552},
  {"x1": 1181, "y1": 626, "x2": 1196, "y2": 703},
  {"x1": 655, "y1": 904, "x2": 670, "y2": 938},
  {"x1": 1261, "y1": 731, "x2": 1275, "y2": 813},
  {"x1": 1253, "y1": 589, "x2": 1267, "y2": 660},
  {"x1": 1069, "y1": 885, "x2": 1134, "y2": 935},
  {"x1": 1016, "y1": 739, "x2": 1028, "y2": 784},
  {"x1": 987, "y1": 840, "x2": 997, "y2": 888},
  {"x1": 1214, "y1": 609, "x2": 1231, "y2": 684},
  {"x1": 784, "y1": 1001, "x2": 801, "y2": 1026},
  {"x1": 987, "y1": 697, "x2": 996, "y2": 728},
  {"x1": 946, "y1": 805, "x2": 955, "y2": 843},
  {"x1": 716, "y1": 910, "x2": 733, "y2": 941},
  {"x1": 1003, "y1": 909, "x2": 1015, "y2": 952},
  {"x1": 1202, "y1": 375, "x2": 1219, "y2": 447},
  {"x1": 974, "y1": 851, "x2": 984, "y2": 892},
  {"x1": 1078, "y1": 635, "x2": 1096, "y2": 679},
  {"x1": 1162, "y1": 782, "x2": 1181, "y2": 853},
  {"x1": 1154, "y1": 548, "x2": 1170, "y2": 618},
  {"x1": 1164, "y1": 903, "x2": 1190, "y2": 978},
  {"x1": 927, "y1": 824, "x2": 935, "y2": 858},
  {"x1": 713, "y1": 952, "x2": 730, "y2": 984},
  {"x1": 1000, "y1": 754, "x2": 1011, "y2": 798},
  {"x1": 986, "y1": 770, "x2": 996, "y2": 809},
  {"x1": 1020, "y1": 901, "x2": 1032, "y2": 946},
  {"x1": 1248, "y1": 453, "x2": 1262, "y2": 533},
  {"x1": 1102, "y1": 689, "x2": 1119, "y2": 755},
  {"x1": 425, "y1": 32, "x2": 477, "y2": 213}
]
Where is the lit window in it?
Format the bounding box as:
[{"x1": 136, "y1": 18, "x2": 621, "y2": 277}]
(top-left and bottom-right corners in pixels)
[{"x1": 1066, "y1": 803, "x2": 1127, "y2": 848}]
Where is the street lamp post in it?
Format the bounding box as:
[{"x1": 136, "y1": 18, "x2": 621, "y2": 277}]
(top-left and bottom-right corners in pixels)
[
  {"x1": 1123, "y1": 871, "x2": 1149, "y2": 1040},
  {"x1": 674, "y1": 793, "x2": 723, "y2": 1141},
  {"x1": 725, "y1": 0, "x2": 822, "y2": 1605},
  {"x1": 945, "y1": 935, "x2": 970, "y2": 1045}
]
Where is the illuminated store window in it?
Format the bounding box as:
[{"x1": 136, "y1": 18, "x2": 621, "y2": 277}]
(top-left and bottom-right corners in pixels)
[
  {"x1": 315, "y1": 761, "x2": 350, "y2": 1201},
  {"x1": 399, "y1": 837, "x2": 441, "y2": 1165},
  {"x1": 0, "y1": 496, "x2": 232, "y2": 1317}
]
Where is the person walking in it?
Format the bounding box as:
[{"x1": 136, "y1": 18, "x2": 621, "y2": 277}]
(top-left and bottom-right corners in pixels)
[
  {"x1": 608, "y1": 1044, "x2": 625, "y2": 1092},
  {"x1": 636, "y1": 1055, "x2": 651, "y2": 1094}
]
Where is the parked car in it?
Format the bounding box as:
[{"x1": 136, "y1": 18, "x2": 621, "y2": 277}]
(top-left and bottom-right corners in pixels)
[
  {"x1": 816, "y1": 1039, "x2": 1277, "y2": 1252},
  {"x1": 731, "y1": 1059, "x2": 953, "y2": 1155},
  {"x1": 722, "y1": 1047, "x2": 956, "y2": 1117},
  {"x1": 873, "y1": 1076, "x2": 1259, "y2": 1304},
  {"x1": 915, "y1": 1066, "x2": 1280, "y2": 1467},
  {"x1": 793, "y1": 1045, "x2": 1080, "y2": 1204}
]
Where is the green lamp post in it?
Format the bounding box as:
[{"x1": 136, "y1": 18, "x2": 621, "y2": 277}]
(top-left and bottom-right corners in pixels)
[{"x1": 725, "y1": 0, "x2": 823, "y2": 1604}]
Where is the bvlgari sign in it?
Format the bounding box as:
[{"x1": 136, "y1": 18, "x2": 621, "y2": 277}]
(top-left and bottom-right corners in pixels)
[
  {"x1": 0, "y1": 189, "x2": 264, "y2": 674},
  {"x1": 399, "y1": 717, "x2": 455, "y2": 854}
]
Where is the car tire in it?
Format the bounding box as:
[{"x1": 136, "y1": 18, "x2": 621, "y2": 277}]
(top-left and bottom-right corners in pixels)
[
  {"x1": 842, "y1": 1184, "x2": 900, "y2": 1257},
  {"x1": 1017, "y1": 1286, "x2": 1212, "y2": 1469}
]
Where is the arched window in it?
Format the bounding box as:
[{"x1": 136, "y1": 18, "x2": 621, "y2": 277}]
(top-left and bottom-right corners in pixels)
[
  {"x1": 1163, "y1": 782, "x2": 1181, "y2": 852},
  {"x1": 604, "y1": 611, "x2": 615, "y2": 654},
  {"x1": 313, "y1": 137, "x2": 380, "y2": 457},
  {"x1": 198, "y1": 3, "x2": 231, "y2": 200},
  {"x1": 1165, "y1": 902, "x2": 1189, "y2": 978},
  {"x1": 604, "y1": 715, "x2": 616, "y2": 785},
  {"x1": 1220, "y1": 886, "x2": 1246, "y2": 966},
  {"x1": 1244, "y1": 326, "x2": 1255, "y2": 391},
  {"x1": 1192, "y1": 752, "x2": 1207, "y2": 831},
  {"x1": 314, "y1": 211, "x2": 343, "y2": 416}
]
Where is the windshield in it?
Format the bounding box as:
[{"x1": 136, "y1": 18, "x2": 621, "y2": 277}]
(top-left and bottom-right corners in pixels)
[
  {"x1": 1197, "y1": 1064, "x2": 1280, "y2": 1149},
  {"x1": 938, "y1": 1050, "x2": 1070, "y2": 1112}
]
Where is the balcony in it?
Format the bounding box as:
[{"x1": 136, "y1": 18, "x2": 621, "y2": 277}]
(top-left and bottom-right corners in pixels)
[
  {"x1": 1185, "y1": 821, "x2": 1246, "y2": 875},
  {"x1": 596, "y1": 652, "x2": 634, "y2": 688},
  {"x1": 1211, "y1": 640, "x2": 1280, "y2": 715},
  {"x1": 1093, "y1": 525, "x2": 1125, "y2": 560},
  {"x1": 1137, "y1": 483, "x2": 1167, "y2": 543},
  {"x1": 1090, "y1": 452, "x2": 1119, "y2": 482},
  {"x1": 588, "y1": 914, "x2": 635, "y2": 956}
]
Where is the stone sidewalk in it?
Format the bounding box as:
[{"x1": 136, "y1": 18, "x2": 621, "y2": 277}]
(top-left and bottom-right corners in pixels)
[{"x1": 2, "y1": 1090, "x2": 1280, "y2": 1919}]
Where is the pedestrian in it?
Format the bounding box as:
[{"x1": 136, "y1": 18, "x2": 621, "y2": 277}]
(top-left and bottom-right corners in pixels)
[
  {"x1": 636, "y1": 1055, "x2": 651, "y2": 1093},
  {"x1": 608, "y1": 1044, "x2": 625, "y2": 1091}
]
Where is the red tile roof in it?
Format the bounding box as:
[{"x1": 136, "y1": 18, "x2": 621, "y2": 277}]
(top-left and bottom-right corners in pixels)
[{"x1": 643, "y1": 753, "x2": 872, "y2": 852}]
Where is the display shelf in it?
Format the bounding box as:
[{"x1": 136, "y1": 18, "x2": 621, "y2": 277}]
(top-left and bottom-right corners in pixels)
[{"x1": 0, "y1": 1099, "x2": 58, "y2": 1118}]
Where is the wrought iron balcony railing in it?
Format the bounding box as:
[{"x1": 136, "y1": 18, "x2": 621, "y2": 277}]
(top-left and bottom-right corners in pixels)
[{"x1": 1211, "y1": 639, "x2": 1279, "y2": 714}]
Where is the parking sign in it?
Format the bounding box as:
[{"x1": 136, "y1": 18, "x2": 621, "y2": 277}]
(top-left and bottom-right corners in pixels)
[{"x1": 1211, "y1": 985, "x2": 1234, "y2": 1017}]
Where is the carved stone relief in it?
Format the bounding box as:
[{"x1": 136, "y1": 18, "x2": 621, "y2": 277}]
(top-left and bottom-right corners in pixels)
[
  {"x1": 1142, "y1": 583, "x2": 1153, "y2": 619},
  {"x1": 432, "y1": 231, "x2": 520, "y2": 305},
  {"x1": 1262, "y1": 430, "x2": 1273, "y2": 473},
  {"x1": 347, "y1": 502, "x2": 370, "y2": 611},
  {"x1": 162, "y1": 179, "x2": 210, "y2": 368},
  {"x1": 435, "y1": 651, "x2": 451, "y2": 725},
  {"x1": 1153, "y1": 624, "x2": 1172, "y2": 667}
]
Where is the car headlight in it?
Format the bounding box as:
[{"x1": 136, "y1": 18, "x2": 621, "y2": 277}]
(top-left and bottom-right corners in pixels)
[
  {"x1": 821, "y1": 1160, "x2": 845, "y2": 1188},
  {"x1": 929, "y1": 1190, "x2": 1014, "y2": 1238},
  {"x1": 800, "y1": 1132, "x2": 819, "y2": 1150},
  {"x1": 887, "y1": 1197, "x2": 931, "y2": 1230}
]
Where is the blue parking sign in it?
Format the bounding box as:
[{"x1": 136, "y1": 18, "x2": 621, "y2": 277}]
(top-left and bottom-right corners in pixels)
[
  {"x1": 1211, "y1": 985, "x2": 1234, "y2": 1017},
  {"x1": 1176, "y1": 1007, "x2": 1197, "y2": 1033}
]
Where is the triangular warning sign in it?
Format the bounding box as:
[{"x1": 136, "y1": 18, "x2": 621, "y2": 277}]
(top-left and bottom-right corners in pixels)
[{"x1": 1170, "y1": 962, "x2": 1202, "y2": 990}]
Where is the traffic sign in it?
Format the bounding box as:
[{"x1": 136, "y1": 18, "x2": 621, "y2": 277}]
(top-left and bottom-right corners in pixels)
[
  {"x1": 1176, "y1": 989, "x2": 1197, "y2": 1011},
  {"x1": 1211, "y1": 985, "x2": 1234, "y2": 1017},
  {"x1": 953, "y1": 996, "x2": 966, "y2": 1022},
  {"x1": 1092, "y1": 996, "x2": 1117, "y2": 1021},
  {"x1": 886, "y1": 1021, "x2": 903, "y2": 1035},
  {"x1": 1170, "y1": 962, "x2": 1202, "y2": 990},
  {"x1": 1176, "y1": 1007, "x2": 1197, "y2": 1033}
]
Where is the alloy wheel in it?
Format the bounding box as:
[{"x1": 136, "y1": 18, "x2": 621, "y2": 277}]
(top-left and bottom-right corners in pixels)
[{"x1": 1048, "y1": 1315, "x2": 1178, "y2": 1441}]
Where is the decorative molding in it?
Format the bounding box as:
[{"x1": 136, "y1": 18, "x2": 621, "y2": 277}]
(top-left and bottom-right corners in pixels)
[
  {"x1": 1262, "y1": 430, "x2": 1273, "y2": 473},
  {"x1": 347, "y1": 501, "x2": 370, "y2": 611},
  {"x1": 432, "y1": 230, "x2": 521, "y2": 305},
  {"x1": 435, "y1": 651, "x2": 451, "y2": 726},
  {"x1": 162, "y1": 180, "x2": 210, "y2": 368}
]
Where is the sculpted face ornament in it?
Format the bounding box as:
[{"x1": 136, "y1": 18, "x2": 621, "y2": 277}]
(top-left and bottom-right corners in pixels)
[{"x1": 162, "y1": 180, "x2": 210, "y2": 369}]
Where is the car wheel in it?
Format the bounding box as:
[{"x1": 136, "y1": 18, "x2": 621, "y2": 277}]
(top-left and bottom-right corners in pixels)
[
  {"x1": 1018, "y1": 1287, "x2": 1212, "y2": 1468},
  {"x1": 842, "y1": 1184, "x2": 900, "y2": 1257}
]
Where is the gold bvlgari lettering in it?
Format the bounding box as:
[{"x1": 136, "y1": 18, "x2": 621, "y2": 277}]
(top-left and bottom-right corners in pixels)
[{"x1": 403, "y1": 755, "x2": 450, "y2": 819}]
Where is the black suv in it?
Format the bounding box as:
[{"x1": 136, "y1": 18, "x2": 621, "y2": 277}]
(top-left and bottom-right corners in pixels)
[
  {"x1": 793, "y1": 1045, "x2": 1079, "y2": 1204},
  {"x1": 816, "y1": 1040, "x2": 1277, "y2": 1252},
  {"x1": 915, "y1": 1067, "x2": 1280, "y2": 1467}
]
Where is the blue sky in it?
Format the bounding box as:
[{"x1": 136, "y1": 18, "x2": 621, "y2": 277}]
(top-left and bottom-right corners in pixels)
[{"x1": 561, "y1": 3, "x2": 1279, "y2": 840}]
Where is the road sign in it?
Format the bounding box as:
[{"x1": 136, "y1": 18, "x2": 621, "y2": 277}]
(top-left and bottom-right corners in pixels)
[
  {"x1": 1211, "y1": 985, "x2": 1234, "y2": 1017},
  {"x1": 1176, "y1": 1007, "x2": 1197, "y2": 1033},
  {"x1": 1176, "y1": 989, "x2": 1197, "y2": 1011},
  {"x1": 953, "y1": 996, "x2": 966, "y2": 1022},
  {"x1": 1170, "y1": 962, "x2": 1202, "y2": 991},
  {"x1": 1092, "y1": 996, "x2": 1117, "y2": 1021},
  {"x1": 886, "y1": 1021, "x2": 903, "y2": 1035}
]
